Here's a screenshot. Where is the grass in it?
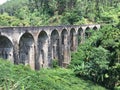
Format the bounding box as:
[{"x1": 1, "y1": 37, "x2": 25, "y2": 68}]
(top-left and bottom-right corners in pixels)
[{"x1": 0, "y1": 59, "x2": 106, "y2": 90}]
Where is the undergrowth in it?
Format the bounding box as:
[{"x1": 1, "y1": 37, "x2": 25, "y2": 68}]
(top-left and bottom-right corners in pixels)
[{"x1": 0, "y1": 59, "x2": 106, "y2": 90}]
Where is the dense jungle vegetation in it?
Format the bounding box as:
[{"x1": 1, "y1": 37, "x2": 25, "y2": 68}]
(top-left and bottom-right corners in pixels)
[
  {"x1": 0, "y1": 0, "x2": 120, "y2": 90},
  {"x1": 0, "y1": 59, "x2": 106, "y2": 90},
  {"x1": 70, "y1": 24, "x2": 120, "y2": 89},
  {"x1": 0, "y1": 0, "x2": 120, "y2": 26}
]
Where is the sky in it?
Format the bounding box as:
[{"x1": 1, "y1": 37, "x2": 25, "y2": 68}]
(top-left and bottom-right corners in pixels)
[{"x1": 0, "y1": 0, "x2": 7, "y2": 5}]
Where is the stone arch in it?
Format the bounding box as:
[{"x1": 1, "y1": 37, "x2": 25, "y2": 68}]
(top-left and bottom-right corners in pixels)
[
  {"x1": 0, "y1": 35, "x2": 13, "y2": 62},
  {"x1": 18, "y1": 31, "x2": 34, "y2": 44},
  {"x1": 37, "y1": 31, "x2": 49, "y2": 69},
  {"x1": 78, "y1": 27, "x2": 83, "y2": 44},
  {"x1": 19, "y1": 32, "x2": 35, "y2": 69},
  {"x1": 61, "y1": 29, "x2": 69, "y2": 67},
  {"x1": 70, "y1": 28, "x2": 76, "y2": 51},
  {"x1": 85, "y1": 27, "x2": 91, "y2": 39},
  {"x1": 51, "y1": 29, "x2": 59, "y2": 62}
]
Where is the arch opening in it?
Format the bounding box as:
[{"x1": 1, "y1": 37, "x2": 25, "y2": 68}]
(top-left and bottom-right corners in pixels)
[
  {"x1": 70, "y1": 28, "x2": 76, "y2": 51},
  {"x1": 37, "y1": 31, "x2": 49, "y2": 69},
  {"x1": 61, "y1": 29, "x2": 69, "y2": 67},
  {"x1": 61, "y1": 29, "x2": 68, "y2": 45},
  {"x1": 93, "y1": 26, "x2": 97, "y2": 30},
  {"x1": 19, "y1": 33, "x2": 35, "y2": 69},
  {"x1": 85, "y1": 27, "x2": 91, "y2": 39},
  {"x1": 78, "y1": 28, "x2": 83, "y2": 44},
  {"x1": 51, "y1": 30, "x2": 59, "y2": 62},
  {"x1": 0, "y1": 36, "x2": 13, "y2": 61}
]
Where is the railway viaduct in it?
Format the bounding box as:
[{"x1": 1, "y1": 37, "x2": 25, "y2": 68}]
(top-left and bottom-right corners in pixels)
[{"x1": 0, "y1": 24, "x2": 100, "y2": 70}]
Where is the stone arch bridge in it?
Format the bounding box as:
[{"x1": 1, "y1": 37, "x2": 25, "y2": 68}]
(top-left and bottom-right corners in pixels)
[{"x1": 0, "y1": 24, "x2": 100, "y2": 70}]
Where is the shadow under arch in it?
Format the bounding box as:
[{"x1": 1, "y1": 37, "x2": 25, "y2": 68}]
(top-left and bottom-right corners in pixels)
[
  {"x1": 50, "y1": 29, "x2": 60, "y2": 65},
  {"x1": 85, "y1": 27, "x2": 91, "y2": 39},
  {"x1": 61, "y1": 29, "x2": 68, "y2": 45},
  {"x1": 61, "y1": 29, "x2": 69, "y2": 67},
  {"x1": 78, "y1": 27, "x2": 83, "y2": 44},
  {"x1": 93, "y1": 26, "x2": 98, "y2": 30},
  {"x1": 36, "y1": 31, "x2": 49, "y2": 69},
  {"x1": 19, "y1": 32, "x2": 35, "y2": 69},
  {"x1": 70, "y1": 28, "x2": 76, "y2": 51},
  {"x1": 0, "y1": 35, "x2": 13, "y2": 62}
]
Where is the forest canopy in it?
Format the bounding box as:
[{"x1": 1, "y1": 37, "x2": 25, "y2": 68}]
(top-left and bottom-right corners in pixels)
[{"x1": 0, "y1": 0, "x2": 120, "y2": 26}]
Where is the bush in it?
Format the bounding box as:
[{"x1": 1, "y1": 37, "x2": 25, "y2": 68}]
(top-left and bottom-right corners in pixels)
[
  {"x1": 52, "y1": 59, "x2": 59, "y2": 68},
  {"x1": 0, "y1": 59, "x2": 106, "y2": 90},
  {"x1": 71, "y1": 25, "x2": 120, "y2": 89}
]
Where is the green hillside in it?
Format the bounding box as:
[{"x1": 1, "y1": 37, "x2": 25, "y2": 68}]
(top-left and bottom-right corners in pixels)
[
  {"x1": 0, "y1": 0, "x2": 120, "y2": 26},
  {"x1": 70, "y1": 24, "x2": 120, "y2": 90},
  {"x1": 0, "y1": 59, "x2": 106, "y2": 90}
]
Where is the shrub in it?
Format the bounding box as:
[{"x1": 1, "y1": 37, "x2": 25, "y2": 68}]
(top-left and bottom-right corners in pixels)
[
  {"x1": 52, "y1": 59, "x2": 59, "y2": 68},
  {"x1": 71, "y1": 25, "x2": 120, "y2": 89}
]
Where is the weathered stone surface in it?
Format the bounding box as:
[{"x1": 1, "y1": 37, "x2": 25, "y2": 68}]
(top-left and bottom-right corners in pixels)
[{"x1": 0, "y1": 24, "x2": 100, "y2": 70}]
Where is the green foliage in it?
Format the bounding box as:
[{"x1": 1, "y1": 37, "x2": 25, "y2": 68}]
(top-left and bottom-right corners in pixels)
[
  {"x1": 61, "y1": 10, "x2": 82, "y2": 25},
  {"x1": 0, "y1": 13, "x2": 20, "y2": 26},
  {"x1": 74, "y1": 46, "x2": 110, "y2": 81},
  {"x1": 71, "y1": 25, "x2": 120, "y2": 89},
  {"x1": 100, "y1": 7, "x2": 120, "y2": 24},
  {"x1": 0, "y1": 0, "x2": 28, "y2": 16},
  {"x1": 0, "y1": 13, "x2": 30, "y2": 26},
  {"x1": 0, "y1": 59, "x2": 106, "y2": 90},
  {"x1": 0, "y1": 0, "x2": 120, "y2": 26},
  {"x1": 52, "y1": 59, "x2": 59, "y2": 68}
]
